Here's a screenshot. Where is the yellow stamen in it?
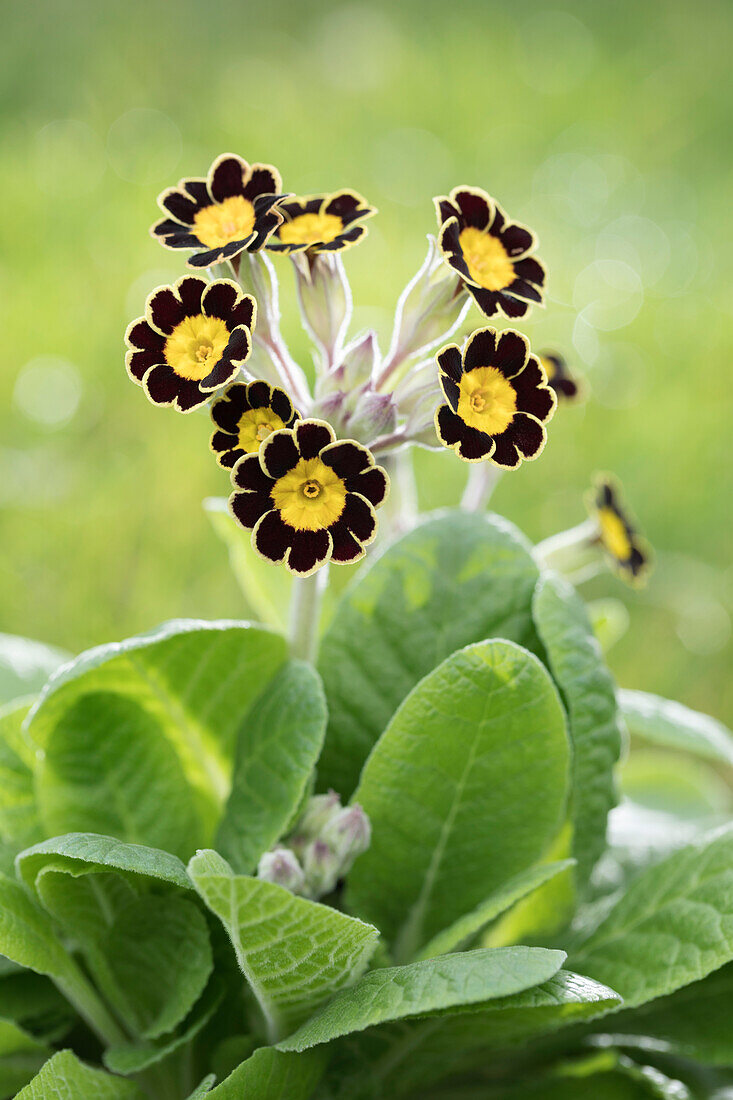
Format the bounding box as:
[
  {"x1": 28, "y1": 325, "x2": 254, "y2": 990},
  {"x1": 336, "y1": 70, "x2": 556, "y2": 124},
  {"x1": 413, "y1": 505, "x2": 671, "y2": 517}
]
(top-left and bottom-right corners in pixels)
[
  {"x1": 459, "y1": 226, "x2": 515, "y2": 291},
  {"x1": 236, "y1": 407, "x2": 287, "y2": 454},
  {"x1": 193, "y1": 195, "x2": 256, "y2": 248},
  {"x1": 457, "y1": 366, "x2": 518, "y2": 434},
  {"x1": 271, "y1": 457, "x2": 346, "y2": 531},
  {"x1": 164, "y1": 314, "x2": 230, "y2": 380},
  {"x1": 279, "y1": 212, "x2": 344, "y2": 246},
  {"x1": 598, "y1": 507, "x2": 632, "y2": 561}
]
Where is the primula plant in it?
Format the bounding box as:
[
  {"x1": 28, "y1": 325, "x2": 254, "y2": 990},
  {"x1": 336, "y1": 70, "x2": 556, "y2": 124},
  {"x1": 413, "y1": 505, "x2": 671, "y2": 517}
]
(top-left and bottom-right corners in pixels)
[{"x1": 2, "y1": 152, "x2": 732, "y2": 1100}]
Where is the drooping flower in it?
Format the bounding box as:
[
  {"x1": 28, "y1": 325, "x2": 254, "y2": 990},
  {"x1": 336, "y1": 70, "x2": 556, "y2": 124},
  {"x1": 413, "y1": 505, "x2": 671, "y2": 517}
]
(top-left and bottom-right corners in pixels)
[
  {"x1": 210, "y1": 380, "x2": 299, "y2": 468},
  {"x1": 151, "y1": 153, "x2": 285, "y2": 269},
  {"x1": 434, "y1": 328, "x2": 556, "y2": 467},
  {"x1": 588, "y1": 475, "x2": 652, "y2": 585},
  {"x1": 538, "y1": 351, "x2": 583, "y2": 402},
  {"x1": 229, "y1": 419, "x2": 389, "y2": 576},
  {"x1": 434, "y1": 186, "x2": 545, "y2": 319},
  {"x1": 125, "y1": 277, "x2": 255, "y2": 413},
  {"x1": 267, "y1": 190, "x2": 376, "y2": 254}
]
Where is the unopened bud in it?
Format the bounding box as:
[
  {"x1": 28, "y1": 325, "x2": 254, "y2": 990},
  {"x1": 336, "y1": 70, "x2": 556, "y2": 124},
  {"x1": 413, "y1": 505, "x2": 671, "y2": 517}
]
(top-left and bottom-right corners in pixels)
[
  {"x1": 257, "y1": 846, "x2": 305, "y2": 894},
  {"x1": 334, "y1": 330, "x2": 380, "y2": 391},
  {"x1": 294, "y1": 253, "x2": 352, "y2": 368},
  {"x1": 301, "y1": 838, "x2": 340, "y2": 899},
  {"x1": 295, "y1": 791, "x2": 342, "y2": 840},
  {"x1": 347, "y1": 391, "x2": 398, "y2": 444},
  {"x1": 321, "y1": 803, "x2": 372, "y2": 875}
]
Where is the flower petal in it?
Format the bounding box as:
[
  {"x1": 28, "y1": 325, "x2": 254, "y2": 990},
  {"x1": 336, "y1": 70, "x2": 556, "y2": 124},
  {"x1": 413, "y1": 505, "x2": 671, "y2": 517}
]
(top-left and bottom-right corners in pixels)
[
  {"x1": 349, "y1": 465, "x2": 389, "y2": 507},
  {"x1": 232, "y1": 452, "x2": 273, "y2": 493},
  {"x1": 243, "y1": 164, "x2": 282, "y2": 200},
  {"x1": 143, "y1": 363, "x2": 179, "y2": 405},
  {"x1": 339, "y1": 492, "x2": 377, "y2": 543},
  {"x1": 208, "y1": 153, "x2": 250, "y2": 203},
  {"x1": 490, "y1": 433, "x2": 521, "y2": 469},
  {"x1": 499, "y1": 223, "x2": 536, "y2": 257},
  {"x1": 320, "y1": 440, "x2": 372, "y2": 479},
  {"x1": 147, "y1": 286, "x2": 185, "y2": 335},
  {"x1": 511, "y1": 412, "x2": 546, "y2": 458},
  {"x1": 514, "y1": 256, "x2": 546, "y2": 287},
  {"x1": 436, "y1": 344, "x2": 463, "y2": 383},
  {"x1": 212, "y1": 384, "x2": 249, "y2": 431},
  {"x1": 125, "y1": 318, "x2": 165, "y2": 354},
  {"x1": 260, "y1": 429, "x2": 300, "y2": 479},
  {"x1": 452, "y1": 188, "x2": 493, "y2": 230},
  {"x1": 463, "y1": 328, "x2": 498, "y2": 371},
  {"x1": 494, "y1": 330, "x2": 530, "y2": 378},
  {"x1": 330, "y1": 525, "x2": 365, "y2": 564},
  {"x1": 252, "y1": 510, "x2": 291, "y2": 565},
  {"x1": 295, "y1": 419, "x2": 335, "y2": 459},
  {"x1": 286, "y1": 529, "x2": 333, "y2": 577},
  {"x1": 513, "y1": 357, "x2": 556, "y2": 421},
  {"x1": 159, "y1": 188, "x2": 199, "y2": 226}
]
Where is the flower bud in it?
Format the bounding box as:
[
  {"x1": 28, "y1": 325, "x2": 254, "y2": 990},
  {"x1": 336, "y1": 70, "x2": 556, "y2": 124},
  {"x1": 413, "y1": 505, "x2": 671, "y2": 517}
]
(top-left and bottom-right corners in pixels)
[
  {"x1": 294, "y1": 253, "x2": 352, "y2": 369},
  {"x1": 334, "y1": 330, "x2": 380, "y2": 391},
  {"x1": 321, "y1": 803, "x2": 372, "y2": 875},
  {"x1": 301, "y1": 838, "x2": 341, "y2": 899},
  {"x1": 257, "y1": 846, "x2": 305, "y2": 894},
  {"x1": 346, "y1": 391, "x2": 398, "y2": 444},
  {"x1": 294, "y1": 791, "x2": 342, "y2": 839}
]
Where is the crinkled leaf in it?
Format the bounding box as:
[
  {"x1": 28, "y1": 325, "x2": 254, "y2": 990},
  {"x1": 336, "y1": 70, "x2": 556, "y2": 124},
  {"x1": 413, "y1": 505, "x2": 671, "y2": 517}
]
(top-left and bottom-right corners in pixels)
[
  {"x1": 217, "y1": 661, "x2": 327, "y2": 873},
  {"x1": 278, "y1": 945, "x2": 567, "y2": 1052},
  {"x1": 348, "y1": 640, "x2": 570, "y2": 960},
  {"x1": 571, "y1": 824, "x2": 733, "y2": 1009},
  {"x1": 0, "y1": 1018, "x2": 49, "y2": 1099},
  {"x1": 0, "y1": 635, "x2": 69, "y2": 708},
  {"x1": 16, "y1": 832, "x2": 191, "y2": 893},
  {"x1": 0, "y1": 701, "x2": 42, "y2": 851},
  {"x1": 0, "y1": 971, "x2": 73, "y2": 1040},
  {"x1": 618, "y1": 689, "x2": 733, "y2": 768},
  {"x1": 416, "y1": 860, "x2": 575, "y2": 960},
  {"x1": 318, "y1": 511, "x2": 541, "y2": 797},
  {"x1": 15, "y1": 1049, "x2": 145, "y2": 1099},
  {"x1": 533, "y1": 573, "x2": 622, "y2": 893},
  {"x1": 207, "y1": 1046, "x2": 327, "y2": 1100},
  {"x1": 24, "y1": 620, "x2": 287, "y2": 857},
  {"x1": 188, "y1": 850, "x2": 378, "y2": 1039},
  {"x1": 321, "y1": 970, "x2": 621, "y2": 1099}
]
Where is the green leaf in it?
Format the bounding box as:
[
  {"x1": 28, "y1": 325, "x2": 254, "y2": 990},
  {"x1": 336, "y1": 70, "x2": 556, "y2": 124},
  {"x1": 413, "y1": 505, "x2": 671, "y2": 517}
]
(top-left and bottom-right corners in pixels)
[
  {"x1": 186, "y1": 1077, "x2": 216, "y2": 1099},
  {"x1": 347, "y1": 640, "x2": 570, "y2": 960},
  {"x1": 15, "y1": 1050, "x2": 145, "y2": 1099},
  {"x1": 188, "y1": 850, "x2": 378, "y2": 1040},
  {"x1": 206, "y1": 1046, "x2": 327, "y2": 1100},
  {"x1": 0, "y1": 701, "x2": 42, "y2": 851},
  {"x1": 618, "y1": 689, "x2": 733, "y2": 768},
  {"x1": 620, "y1": 750, "x2": 731, "y2": 819},
  {"x1": 571, "y1": 824, "x2": 733, "y2": 1010},
  {"x1": 0, "y1": 635, "x2": 69, "y2": 707},
  {"x1": 416, "y1": 860, "x2": 576, "y2": 960},
  {"x1": 278, "y1": 946, "x2": 566, "y2": 1053},
  {"x1": 533, "y1": 573, "x2": 622, "y2": 892},
  {"x1": 0, "y1": 872, "x2": 125, "y2": 1045},
  {"x1": 216, "y1": 661, "x2": 327, "y2": 873},
  {"x1": 16, "y1": 832, "x2": 191, "y2": 893},
  {"x1": 103, "y1": 981, "x2": 223, "y2": 1075},
  {"x1": 24, "y1": 620, "x2": 287, "y2": 857},
  {"x1": 0, "y1": 1018, "x2": 49, "y2": 1099},
  {"x1": 320, "y1": 970, "x2": 620, "y2": 1099},
  {"x1": 609, "y1": 962, "x2": 733, "y2": 1067},
  {"x1": 587, "y1": 598, "x2": 630, "y2": 653},
  {"x1": 318, "y1": 510, "x2": 541, "y2": 797}
]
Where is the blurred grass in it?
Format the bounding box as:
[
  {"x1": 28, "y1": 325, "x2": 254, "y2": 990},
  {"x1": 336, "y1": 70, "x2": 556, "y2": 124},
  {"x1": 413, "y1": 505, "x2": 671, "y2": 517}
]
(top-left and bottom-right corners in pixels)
[{"x1": 0, "y1": 0, "x2": 731, "y2": 722}]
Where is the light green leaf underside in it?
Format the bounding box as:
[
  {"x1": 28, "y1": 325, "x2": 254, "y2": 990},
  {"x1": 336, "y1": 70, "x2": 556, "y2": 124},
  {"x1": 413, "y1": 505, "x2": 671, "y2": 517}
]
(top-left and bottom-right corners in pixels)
[
  {"x1": 318, "y1": 510, "x2": 541, "y2": 797},
  {"x1": 15, "y1": 1049, "x2": 145, "y2": 1099},
  {"x1": 0, "y1": 701, "x2": 42, "y2": 851},
  {"x1": 620, "y1": 749, "x2": 732, "y2": 819},
  {"x1": 278, "y1": 945, "x2": 567, "y2": 1052},
  {"x1": 492, "y1": 1055, "x2": 691, "y2": 1100},
  {"x1": 348, "y1": 640, "x2": 570, "y2": 959},
  {"x1": 618, "y1": 688, "x2": 733, "y2": 767},
  {"x1": 206, "y1": 1046, "x2": 327, "y2": 1100},
  {"x1": 321, "y1": 970, "x2": 621, "y2": 1100},
  {"x1": 24, "y1": 620, "x2": 287, "y2": 857},
  {"x1": 417, "y1": 859, "x2": 576, "y2": 960},
  {"x1": 188, "y1": 850, "x2": 378, "y2": 1038},
  {"x1": 571, "y1": 824, "x2": 733, "y2": 1010},
  {"x1": 217, "y1": 661, "x2": 327, "y2": 873},
  {"x1": 609, "y1": 961, "x2": 733, "y2": 1067},
  {"x1": 0, "y1": 634, "x2": 69, "y2": 708},
  {"x1": 533, "y1": 572, "x2": 622, "y2": 892}
]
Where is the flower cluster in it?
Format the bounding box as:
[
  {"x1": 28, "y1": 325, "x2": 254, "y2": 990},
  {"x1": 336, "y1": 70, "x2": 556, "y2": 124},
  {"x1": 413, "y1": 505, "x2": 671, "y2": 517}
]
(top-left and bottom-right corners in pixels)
[{"x1": 124, "y1": 150, "x2": 651, "y2": 586}]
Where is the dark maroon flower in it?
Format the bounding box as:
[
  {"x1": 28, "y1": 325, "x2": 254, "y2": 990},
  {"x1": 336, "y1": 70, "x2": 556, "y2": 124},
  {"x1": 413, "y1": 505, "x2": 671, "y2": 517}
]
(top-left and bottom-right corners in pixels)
[
  {"x1": 267, "y1": 190, "x2": 376, "y2": 254},
  {"x1": 539, "y1": 351, "x2": 584, "y2": 402},
  {"x1": 434, "y1": 186, "x2": 546, "y2": 320},
  {"x1": 588, "y1": 475, "x2": 652, "y2": 585},
  {"x1": 210, "y1": 380, "x2": 299, "y2": 468}
]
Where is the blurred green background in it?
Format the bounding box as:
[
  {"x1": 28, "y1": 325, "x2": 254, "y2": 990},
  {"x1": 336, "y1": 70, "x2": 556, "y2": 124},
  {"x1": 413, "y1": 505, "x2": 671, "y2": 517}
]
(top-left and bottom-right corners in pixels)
[{"x1": 1, "y1": 0, "x2": 731, "y2": 722}]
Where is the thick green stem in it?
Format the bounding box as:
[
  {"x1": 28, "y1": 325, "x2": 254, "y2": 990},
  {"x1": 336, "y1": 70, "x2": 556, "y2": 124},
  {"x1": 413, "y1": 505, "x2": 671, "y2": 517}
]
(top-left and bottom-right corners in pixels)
[
  {"x1": 57, "y1": 970, "x2": 127, "y2": 1048},
  {"x1": 289, "y1": 569, "x2": 328, "y2": 664},
  {"x1": 535, "y1": 518, "x2": 601, "y2": 579},
  {"x1": 460, "y1": 463, "x2": 502, "y2": 512}
]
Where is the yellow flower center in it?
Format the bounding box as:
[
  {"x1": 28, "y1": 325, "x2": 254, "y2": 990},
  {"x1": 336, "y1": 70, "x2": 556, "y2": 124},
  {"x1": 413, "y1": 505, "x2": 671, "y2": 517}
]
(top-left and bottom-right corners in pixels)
[
  {"x1": 279, "y1": 212, "x2": 344, "y2": 246},
  {"x1": 164, "y1": 314, "x2": 230, "y2": 380},
  {"x1": 459, "y1": 226, "x2": 515, "y2": 291},
  {"x1": 236, "y1": 407, "x2": 288, "y2": 454},
  {"x1": 457, "y1": 366, "x2": 518, "y2": 434},
  {"x1": 271, "y1": 456, "x2": 346, "y2": 531},
  {"x1": 193, "y1": 195, "x2": 256, "y2": 248},
  {"x1": 598, "y1": 507, "x2": 632, "y2": 561}
]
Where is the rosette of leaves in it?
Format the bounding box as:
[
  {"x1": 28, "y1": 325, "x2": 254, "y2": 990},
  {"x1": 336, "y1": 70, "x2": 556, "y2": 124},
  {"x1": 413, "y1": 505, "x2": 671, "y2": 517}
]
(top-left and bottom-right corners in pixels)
[{"x1": 1, "y1": 512, "x2": 732, "y2": 1100}]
